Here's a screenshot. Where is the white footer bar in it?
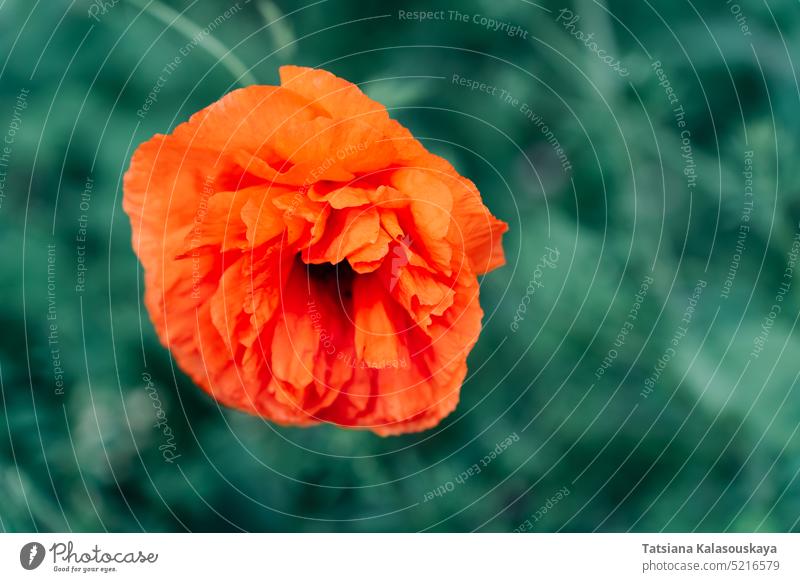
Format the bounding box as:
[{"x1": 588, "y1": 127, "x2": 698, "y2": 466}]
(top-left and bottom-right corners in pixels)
[{"x1": 1, "y1": 533, "x2": 797, "y2": 581}]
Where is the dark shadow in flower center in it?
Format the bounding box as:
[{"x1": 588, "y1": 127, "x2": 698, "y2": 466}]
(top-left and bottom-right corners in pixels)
[{"x1": 301, "y1": 257, "x2": 355, "y2": 302}]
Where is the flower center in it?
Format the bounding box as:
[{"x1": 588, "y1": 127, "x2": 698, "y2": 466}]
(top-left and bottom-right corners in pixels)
[{"x1": 301, "y1": 257, "x2": 355, "y2": 301}]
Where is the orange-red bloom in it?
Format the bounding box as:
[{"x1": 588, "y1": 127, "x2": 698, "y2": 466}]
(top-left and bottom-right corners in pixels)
[{"x1": 123, "y1": 66, "x2": 507, "y2": 435}]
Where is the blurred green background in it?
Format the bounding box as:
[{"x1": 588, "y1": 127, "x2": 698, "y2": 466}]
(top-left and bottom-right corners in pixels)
[{"x1": 2, "y1": 0, "x2": 800, "y2": 532}]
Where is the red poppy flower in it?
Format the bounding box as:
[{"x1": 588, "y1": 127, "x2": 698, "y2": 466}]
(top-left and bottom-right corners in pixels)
[{"x1": 123, "y1": 66, "x2": 507, "y2": 435}]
